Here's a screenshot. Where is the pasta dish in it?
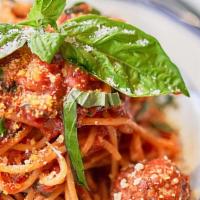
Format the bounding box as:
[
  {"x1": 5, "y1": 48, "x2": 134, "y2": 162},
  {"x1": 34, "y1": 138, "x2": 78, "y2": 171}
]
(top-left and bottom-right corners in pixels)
[{"x1": 0, "y1": 1, "x2": 191, "y2": 200}]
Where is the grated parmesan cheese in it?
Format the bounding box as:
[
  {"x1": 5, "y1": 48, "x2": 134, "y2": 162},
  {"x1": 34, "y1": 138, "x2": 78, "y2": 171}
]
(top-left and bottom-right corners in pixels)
[
  {"x1": 133, "y1": 177, "x2": 142, "y2": 186},
  {"x1": 135, "y1": 163, "x2": 144, "y2": 171},
  {"x1": 113, "y1": 192, "x2": 122, "y2": 200},
  {"x1": 136, "y1": 39, "x2": 149, "y2": 46},
  {"x1": 94, "y1": 25, "x2": 118, "y2": 38},
  {"x1": 84, "y1": 45, "x2": 94, "y2": 52},
  {"x1": 120, "y1": 178, "x2": 128, "y2": 189}
]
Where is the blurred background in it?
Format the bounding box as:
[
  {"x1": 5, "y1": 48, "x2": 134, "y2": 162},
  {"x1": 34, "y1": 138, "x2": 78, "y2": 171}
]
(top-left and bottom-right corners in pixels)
[
  {"x1": 1, "y1": 0, "x2": 200, "y2": 32},
  {"x1": 1, "y1": 0, "x2": 200, "y2": 35},
  {"x1": 139, "y1": 0, "x2": 200, "y2": 31}
]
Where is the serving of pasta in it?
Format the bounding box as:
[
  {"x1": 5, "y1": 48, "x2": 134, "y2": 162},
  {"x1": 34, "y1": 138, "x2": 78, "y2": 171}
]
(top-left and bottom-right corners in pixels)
[{"x1": 0, "y1": 1, "x2": 192, "y2": 199}]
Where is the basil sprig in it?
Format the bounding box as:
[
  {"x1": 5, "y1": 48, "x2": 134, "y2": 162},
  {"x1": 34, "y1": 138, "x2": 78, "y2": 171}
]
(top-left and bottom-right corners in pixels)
[
  {"x1": 60, "y1": 14, "x2": 189, "y2": 97},
  {"x1": 0, "y1": 0, "x2": 66, "y2": 62},
  {"x1": 0, "y1": 25, "x2": 63, "y2": 63},
  {"x1": 63, "y1": 89, "x2": 121, "y2": 186},
  {"x1": 0, "y1": 119, "x2": 6, "y2": 137},
  {"x1": 21, "y1": 0, "x2": 66, "y2": 28}
]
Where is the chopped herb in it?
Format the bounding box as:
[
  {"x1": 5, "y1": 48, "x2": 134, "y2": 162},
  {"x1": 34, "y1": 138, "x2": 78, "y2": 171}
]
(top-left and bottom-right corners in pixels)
[
  {"x1": 2, "y1": 81, "x2": 17, "y2": 93},
  {"x1": 151, "y1": 121, "x2": 174, "y2": 133},
  {"x1": 0, "y1": 119, "x2": 6, "y2": 137},
  {"x1": 63, "y1": 89, "x2": 121, "y2": 187}
]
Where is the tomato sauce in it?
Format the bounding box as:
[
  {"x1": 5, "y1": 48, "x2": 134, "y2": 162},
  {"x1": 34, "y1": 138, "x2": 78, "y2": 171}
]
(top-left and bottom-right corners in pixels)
[{"x1": 0, "y1": 46, "x2": 103, "y2": 137}]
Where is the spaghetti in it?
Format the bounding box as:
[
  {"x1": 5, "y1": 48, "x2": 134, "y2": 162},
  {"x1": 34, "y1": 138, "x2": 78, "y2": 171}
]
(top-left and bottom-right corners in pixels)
[{"x1": 0, "y1": 1, "x2": 189, "y2": 200}]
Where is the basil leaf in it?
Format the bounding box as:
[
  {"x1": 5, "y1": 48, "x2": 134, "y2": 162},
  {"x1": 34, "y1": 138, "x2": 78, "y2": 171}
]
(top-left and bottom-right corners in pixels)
[
  {"x1": 0, "y1": 23, "x2": 63, "y2": 63},
  {"x1": 28, "y1": 31, "x2": 64, "y2": 63},
  {"x1": 70, "y1": 89, "x2": 121, "y2": 108},
  {"x1": 60, "y1": 15, "x2": 189, "y2": 97},
  {"x1": 0, "y1": 24, "x2": 26, "y2": 59},
  {"x1": 63, "y1": 89, "x2": 121, "y2": 187},
  {"x1": 63, "y1": 89, "x2": 87, "y2": 187},
  {"x1": 25, "y1": 0, "x2": 66, "y2": 28},
  {"x1": 0, "y1": 24, "x2": 63, "y2": 63},
  {"x1": 0, "y1": 119, "x2": 6, "y2": 137}
]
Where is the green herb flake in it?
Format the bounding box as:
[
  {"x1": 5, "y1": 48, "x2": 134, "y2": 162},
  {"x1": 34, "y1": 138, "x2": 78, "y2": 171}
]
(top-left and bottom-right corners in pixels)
[{"x1": 0, "y1": 119, "x2": 6, "y2": 137}]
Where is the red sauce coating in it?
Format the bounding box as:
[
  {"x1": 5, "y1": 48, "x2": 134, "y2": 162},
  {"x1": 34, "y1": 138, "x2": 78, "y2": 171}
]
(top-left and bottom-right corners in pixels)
[
  {"x1": 111, "y1": 158, "x2": 190, "y2": 200},
  {"x1": 0, "y1": 47, "x2": 103, "y2": 133}
]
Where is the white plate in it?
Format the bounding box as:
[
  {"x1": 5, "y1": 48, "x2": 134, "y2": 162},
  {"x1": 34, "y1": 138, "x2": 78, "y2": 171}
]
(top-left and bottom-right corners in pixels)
[{"x1": 69, "y1": 0, "x2": 200, "y2": 197}]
